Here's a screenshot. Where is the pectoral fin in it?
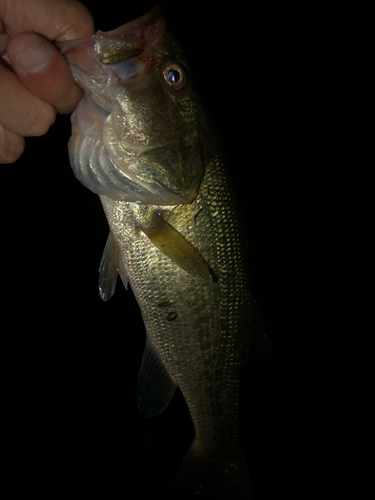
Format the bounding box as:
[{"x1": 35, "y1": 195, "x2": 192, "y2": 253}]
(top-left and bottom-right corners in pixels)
[
  {"x1": 137, "y1": 335, "x2": 178, "y2": 417},
  {"x1": 98, "y1": 231, "x2": 128, "y2": 301},
  {"x1": 141, "y1": 213, "x2": 214, "y2": 282}
]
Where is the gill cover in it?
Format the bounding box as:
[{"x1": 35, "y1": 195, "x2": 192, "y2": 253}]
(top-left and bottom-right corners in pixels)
[{"x1": 62, "y1": 6, "x2": 204, "y2": 205}]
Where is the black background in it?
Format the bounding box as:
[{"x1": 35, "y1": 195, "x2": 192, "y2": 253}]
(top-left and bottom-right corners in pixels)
[{"x1": 1, "y1": 1, "x2": 286, "y2": 498}]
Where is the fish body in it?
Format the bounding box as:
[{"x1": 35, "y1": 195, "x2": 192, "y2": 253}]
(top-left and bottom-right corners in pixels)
[{"x1": 60, "y1": 6, "x2": 256, "y2": 498}]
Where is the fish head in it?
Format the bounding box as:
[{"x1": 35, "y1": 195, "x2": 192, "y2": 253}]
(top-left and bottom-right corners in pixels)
[{"x1": 60, "y1": 6, "x2": 205, "y2": 205}]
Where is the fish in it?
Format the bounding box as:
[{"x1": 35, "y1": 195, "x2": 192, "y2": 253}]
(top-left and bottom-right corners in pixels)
[{"x1": 58, "y1": 5, "x2": 271, "y2": 499}]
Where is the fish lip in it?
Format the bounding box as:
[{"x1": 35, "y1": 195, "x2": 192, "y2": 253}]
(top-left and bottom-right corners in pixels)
[
  {"x1": 57, "y1": 35, "x2": 98, "y2": 76},
  {"x1": 56, "y1": 5, "x2": 165, "y2": 52},
  {"x1": 95, "y1": 6, "x2": 165, "y2": 65},
  {"x1": 59, "y1": 5, "x2": 165, "y2": 67},
  {"x1": 57, "y1": 6, "x2": 166, "y2": 108}
]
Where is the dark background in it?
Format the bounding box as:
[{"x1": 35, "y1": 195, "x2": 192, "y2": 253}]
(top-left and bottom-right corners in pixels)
[{"x1": 1, "y1": 1, "x2": 286, "y2": 498}]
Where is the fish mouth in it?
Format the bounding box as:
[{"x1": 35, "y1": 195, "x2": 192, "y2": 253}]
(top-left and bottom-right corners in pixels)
[
  {"x1": 95, "y1": 5, "x2": 165, "y2": 66},
  {"x1": 59, "y1": 5, "x2": 165, "y2": 111}
]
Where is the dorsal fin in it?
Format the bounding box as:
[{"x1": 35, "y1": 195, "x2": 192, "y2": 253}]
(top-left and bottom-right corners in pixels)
[
  {"x1": 141, "y1": 212, "x2": 215, "y2": 282},
  {"x1": 137, "y1": 335, "x2": 178, "y2": 417},
  {"x1": 98, "y1": 231, "x2": 128, "y2": 301}
]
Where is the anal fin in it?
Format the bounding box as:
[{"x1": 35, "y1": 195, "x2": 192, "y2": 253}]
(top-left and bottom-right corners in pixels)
[
  {"x1": 98, "y1": 231, "x2": 128, "y2": 301},
  {"x1": 137, "y1": 335, "x2": 178, "y2": 417}
]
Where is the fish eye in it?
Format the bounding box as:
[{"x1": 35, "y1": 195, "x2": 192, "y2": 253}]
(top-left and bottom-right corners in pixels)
[{"x1": 163, "y1": 63, "x2": 188, "y2": 90}]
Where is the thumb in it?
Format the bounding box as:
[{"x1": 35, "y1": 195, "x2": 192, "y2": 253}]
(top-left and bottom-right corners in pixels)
[{"x1": 7, "y1": 32, "x2": 83, "y2": 114}]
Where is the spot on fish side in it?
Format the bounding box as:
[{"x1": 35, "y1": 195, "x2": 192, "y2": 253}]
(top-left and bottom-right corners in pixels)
[
  {"x1": 157, "y1": 300, "x2": 172, "y2": 308},
  {"x1": 167, "y1": 311, "x2": 177, "y2": 321}
]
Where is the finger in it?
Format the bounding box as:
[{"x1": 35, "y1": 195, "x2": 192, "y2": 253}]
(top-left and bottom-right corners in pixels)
[
  {"x1": 0, "y1": 0, "x2": 94, "y2": 41},
  {"x1": 0, "y1": 19, "x2": 10, "y2": 55},
  {"x1": 0, "y1": 124, "x2": 25, "y2": 164},
  {"x1": 0, "y1": 60, "x2": 56, "y2": 137},
  {"x1": 7, "y1": 32, "x2": 83, "y2": 114}
]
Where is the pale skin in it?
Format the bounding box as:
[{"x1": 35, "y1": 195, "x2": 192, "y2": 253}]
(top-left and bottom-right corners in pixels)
[{"x1": 0, "y1": 0, "x2": 94, "y2": 163}]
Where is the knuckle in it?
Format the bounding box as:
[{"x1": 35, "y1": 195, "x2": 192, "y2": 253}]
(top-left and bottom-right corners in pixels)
[
  {"x1": 0, "y1": 126, "x2": 25, "y2": 164},
  {"x1": 23, "y1": 102, "x2": 56, "y2": 137}
]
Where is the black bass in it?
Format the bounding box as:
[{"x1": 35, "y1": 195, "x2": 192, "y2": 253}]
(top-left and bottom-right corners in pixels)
[{"x1": 60, "y1": 6, "x2": 258, "y2": 498}]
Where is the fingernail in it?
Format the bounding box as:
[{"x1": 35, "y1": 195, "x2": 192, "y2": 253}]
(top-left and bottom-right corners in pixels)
[{"x1": 15, "y1": 42, "x2": 52, "y2": 75}]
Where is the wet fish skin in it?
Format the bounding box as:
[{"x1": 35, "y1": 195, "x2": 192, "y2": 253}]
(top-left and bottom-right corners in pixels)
[{"x1": 60, "y1": 6, "x2": 254, "y2": 498}]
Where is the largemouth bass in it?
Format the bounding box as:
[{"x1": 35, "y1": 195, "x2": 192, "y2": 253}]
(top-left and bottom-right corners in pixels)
[{"x1": 60, "y1": 5, "x2": 261, "y2": 498}]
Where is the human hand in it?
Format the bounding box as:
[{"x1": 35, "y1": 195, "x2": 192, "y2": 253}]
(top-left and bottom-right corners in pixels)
[{"x1": 0, "y1": 0, "x2": 94, "y2": 163}]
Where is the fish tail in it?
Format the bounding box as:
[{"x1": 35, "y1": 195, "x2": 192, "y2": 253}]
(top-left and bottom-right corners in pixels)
[{"x1": 157, "y1": 440, "x2": 254, "y2": 499}]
